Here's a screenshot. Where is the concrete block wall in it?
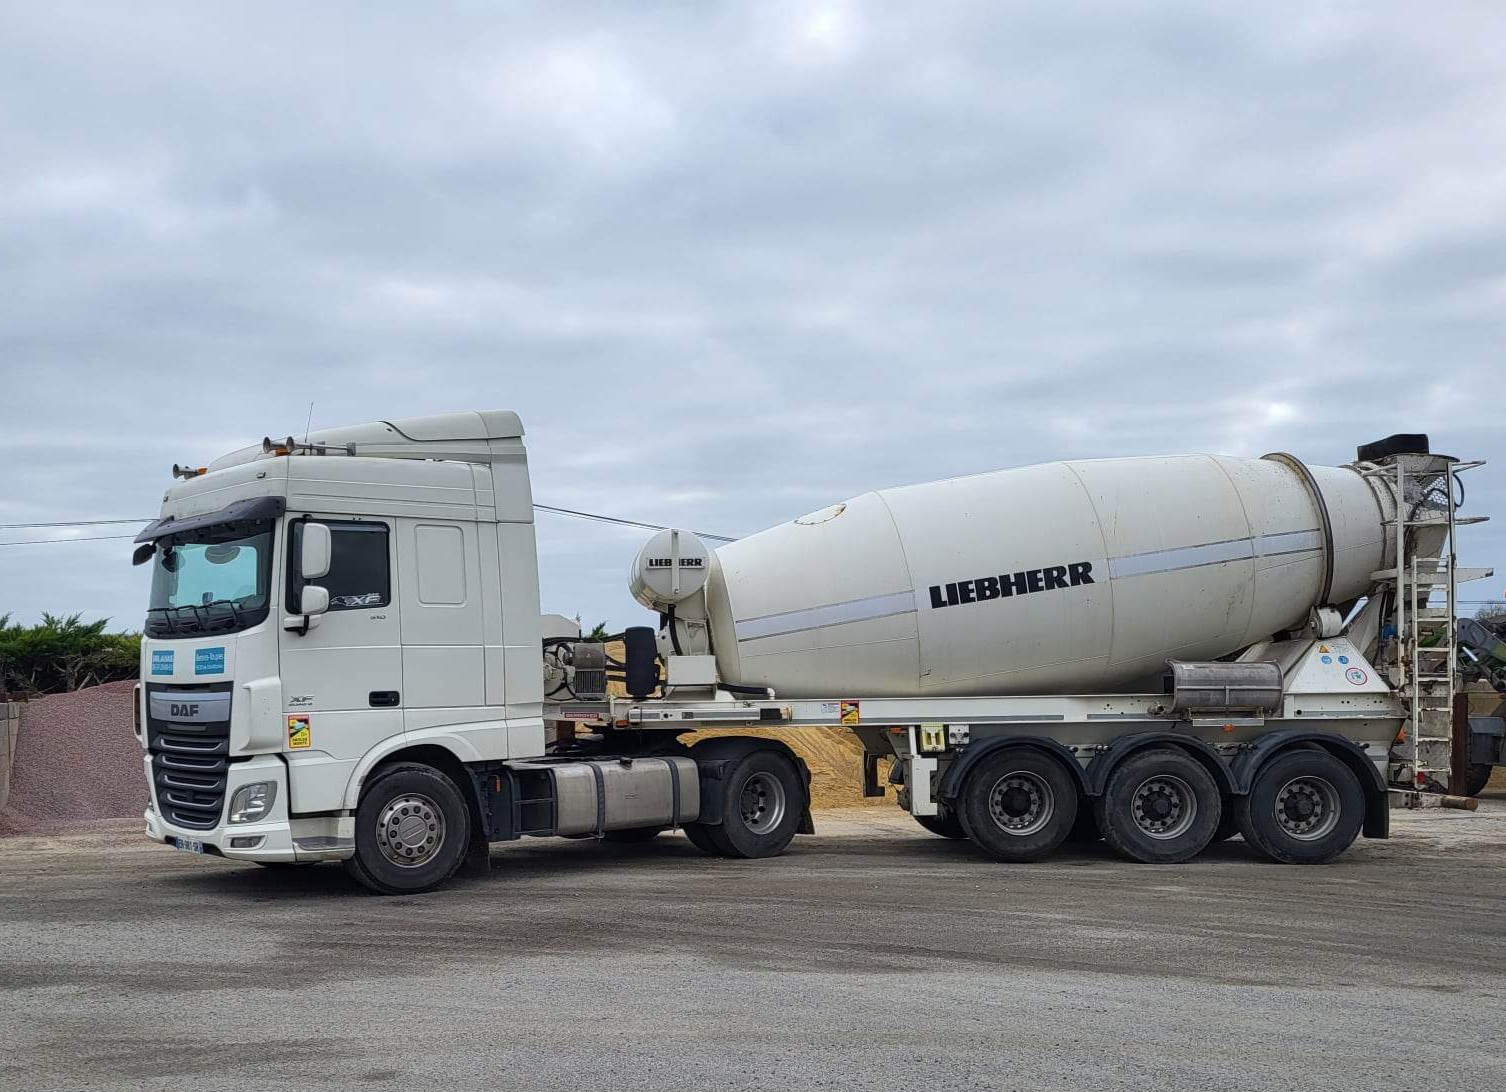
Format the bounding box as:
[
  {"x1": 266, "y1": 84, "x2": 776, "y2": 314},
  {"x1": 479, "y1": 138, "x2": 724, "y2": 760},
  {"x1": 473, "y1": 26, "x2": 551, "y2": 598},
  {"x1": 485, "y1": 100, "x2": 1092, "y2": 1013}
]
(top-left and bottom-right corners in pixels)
[{"x1": 0, "y1": 702, "x2": 21, "y2": 814}]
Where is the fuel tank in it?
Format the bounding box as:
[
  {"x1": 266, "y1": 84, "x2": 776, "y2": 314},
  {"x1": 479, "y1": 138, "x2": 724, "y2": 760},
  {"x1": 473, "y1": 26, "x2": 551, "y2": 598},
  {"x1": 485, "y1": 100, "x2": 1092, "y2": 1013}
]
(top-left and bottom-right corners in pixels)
[{"x1": 703, "y1": 453, "x2": 1393, "y2": 698}]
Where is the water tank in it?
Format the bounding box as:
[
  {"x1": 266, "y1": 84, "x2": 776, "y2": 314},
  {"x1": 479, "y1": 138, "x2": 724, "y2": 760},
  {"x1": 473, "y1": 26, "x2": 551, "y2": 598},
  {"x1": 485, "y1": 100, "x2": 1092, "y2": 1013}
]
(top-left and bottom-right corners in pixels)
[{"x1": 701, "y1": 453, "x2": 1393, "y2": 698}]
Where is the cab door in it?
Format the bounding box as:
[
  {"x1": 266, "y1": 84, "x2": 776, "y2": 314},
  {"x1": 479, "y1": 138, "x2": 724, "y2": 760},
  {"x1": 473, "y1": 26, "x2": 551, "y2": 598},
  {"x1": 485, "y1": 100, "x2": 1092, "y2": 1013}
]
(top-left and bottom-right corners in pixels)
[{"x1": 278, "y1": 517, "x2": 403, "y2": 811}]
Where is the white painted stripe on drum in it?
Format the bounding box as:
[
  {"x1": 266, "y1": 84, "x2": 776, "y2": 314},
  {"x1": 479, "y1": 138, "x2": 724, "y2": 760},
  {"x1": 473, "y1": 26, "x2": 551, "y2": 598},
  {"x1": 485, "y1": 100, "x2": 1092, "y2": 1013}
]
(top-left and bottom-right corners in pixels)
[{"x1": 735, "y1": 591, "x2": 917, "y2": 642}]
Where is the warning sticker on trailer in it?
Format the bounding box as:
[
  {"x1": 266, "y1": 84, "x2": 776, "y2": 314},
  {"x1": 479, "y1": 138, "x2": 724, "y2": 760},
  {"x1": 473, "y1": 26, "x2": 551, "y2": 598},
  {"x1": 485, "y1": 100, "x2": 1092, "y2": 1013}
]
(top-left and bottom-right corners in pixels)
[
  {"x1": 287, "y1": 715, "x2": 312, "y2": 750},
  {"x1": 840, "y1": 700, "x2": 861, "y2": 726}
]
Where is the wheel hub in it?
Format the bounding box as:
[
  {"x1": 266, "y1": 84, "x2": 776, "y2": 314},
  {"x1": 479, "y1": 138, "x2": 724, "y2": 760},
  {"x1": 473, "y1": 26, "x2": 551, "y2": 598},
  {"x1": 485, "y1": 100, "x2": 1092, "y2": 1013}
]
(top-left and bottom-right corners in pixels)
[
  {"x1": 987, "y1": 772, "x2": 1053, "y2": 836},
  {"x1": 1274, "y1": 777, "x2": 1339, "y2": 841},
  {"x1": 739, "y1": 771, "x2": 787, "y2": 835},
  {"x1": 1130, "y1": 775, "x2": 1197, "y2": 840},
  {"x1": 375, "y1": 793, "x2": 445, "y2": 868}
]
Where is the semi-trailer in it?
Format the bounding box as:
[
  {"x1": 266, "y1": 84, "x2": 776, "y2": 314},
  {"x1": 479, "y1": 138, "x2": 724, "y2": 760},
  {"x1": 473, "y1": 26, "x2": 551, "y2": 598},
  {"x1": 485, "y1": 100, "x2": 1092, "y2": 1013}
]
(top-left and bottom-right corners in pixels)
[{"x1": 132, "y1": 411, "x2": 1491, "y2": 893}]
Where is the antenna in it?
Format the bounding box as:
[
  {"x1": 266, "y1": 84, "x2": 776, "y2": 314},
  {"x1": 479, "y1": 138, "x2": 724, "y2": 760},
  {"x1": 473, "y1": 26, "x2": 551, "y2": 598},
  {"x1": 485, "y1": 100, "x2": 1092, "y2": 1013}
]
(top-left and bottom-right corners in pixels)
[{"x1": 303, "y1": 402, "x2": 315, "y2": 444}]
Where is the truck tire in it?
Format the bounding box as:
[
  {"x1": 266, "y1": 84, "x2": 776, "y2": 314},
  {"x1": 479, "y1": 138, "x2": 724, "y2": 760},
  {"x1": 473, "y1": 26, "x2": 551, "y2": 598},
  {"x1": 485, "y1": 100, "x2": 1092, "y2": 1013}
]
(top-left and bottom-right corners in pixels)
[
  {"x1": 913, "y1": 809, "x2": 967, "y2": 839},
  {"x1": 1096, "y1": 748, "x2": 1221, "y2": 864},
  {"x1": 344, "y1": 763, "x2": 471, "y2": 895},
  {"x1": 1211, "y1": 810, "x2": 1241, "y2": 842},
  {"x1": 602, "y1": 826, "x2": 664, "y2": 843},
  {"x1": 682, "y1": 821, "x2": 733, "y2": 856},
  {"x1": 1465, "y1": 763, "x2": 1493, "y2": 797},
  {"x1": 1234, "y1": 749, "x2": 1364, "y2": 864},
  {"x1": 705, "y1": 748, "x2": 807, "y2": 859},
  {"x1": 957, "y1": 747, "x2": 1078, "y2": 862}
]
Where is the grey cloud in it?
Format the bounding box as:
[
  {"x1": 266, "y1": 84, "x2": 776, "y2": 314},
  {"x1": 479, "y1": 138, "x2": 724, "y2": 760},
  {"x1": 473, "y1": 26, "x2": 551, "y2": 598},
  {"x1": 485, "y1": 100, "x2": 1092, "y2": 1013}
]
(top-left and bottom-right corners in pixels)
[{"x1": 4, "y1": 1, "x2": 1505, "y2": 631}]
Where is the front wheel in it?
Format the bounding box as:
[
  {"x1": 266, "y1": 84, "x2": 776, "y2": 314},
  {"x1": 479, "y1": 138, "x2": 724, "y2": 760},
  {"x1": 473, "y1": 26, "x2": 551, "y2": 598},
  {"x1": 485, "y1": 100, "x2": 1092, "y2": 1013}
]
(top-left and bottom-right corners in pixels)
[
  {"x1": 701, "y1": 748, "x2": 807, "y2": 859},
  {"x1": 344, "y1": 763, "x2": 471, "y2": 895},
  {"x1": 957, "y1": 747, "x2": 1078, "y2": 862}
]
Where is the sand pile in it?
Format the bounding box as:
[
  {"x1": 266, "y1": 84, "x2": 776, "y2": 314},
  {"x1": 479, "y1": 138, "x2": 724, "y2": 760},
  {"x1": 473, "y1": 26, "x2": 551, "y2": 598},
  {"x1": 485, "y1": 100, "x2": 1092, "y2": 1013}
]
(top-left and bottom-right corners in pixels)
[{"x1": 0, "y1": 680, "x2": 147, "y2": 836}]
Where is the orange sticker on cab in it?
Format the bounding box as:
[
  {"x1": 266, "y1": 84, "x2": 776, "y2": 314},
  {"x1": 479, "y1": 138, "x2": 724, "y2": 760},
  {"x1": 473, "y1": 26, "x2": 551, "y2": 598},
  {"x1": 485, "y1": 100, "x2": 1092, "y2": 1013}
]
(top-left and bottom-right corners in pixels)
[
  {"x1": 840, "y1": 700, "x2": 860, "y2": 726},
  {"x1": 287, "y1": 715, "x2": 312, "y2": 750}
]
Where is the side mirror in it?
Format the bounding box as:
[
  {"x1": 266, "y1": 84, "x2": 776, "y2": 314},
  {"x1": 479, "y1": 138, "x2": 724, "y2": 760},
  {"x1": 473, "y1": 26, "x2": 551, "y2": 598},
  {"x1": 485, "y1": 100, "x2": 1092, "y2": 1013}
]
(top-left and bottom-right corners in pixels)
[
  {"x1": 300, "y1": 585, "x2": 330, "y2": 617},
  {"x1": 300, "y1": 523, "x2": 332, "y2": 580}
]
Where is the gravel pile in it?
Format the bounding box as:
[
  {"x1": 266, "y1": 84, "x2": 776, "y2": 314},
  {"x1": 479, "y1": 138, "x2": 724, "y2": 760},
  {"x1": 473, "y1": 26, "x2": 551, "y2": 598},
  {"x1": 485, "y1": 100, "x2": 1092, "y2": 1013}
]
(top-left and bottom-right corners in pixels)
[{"x1": 0, "y1": 680, "x2": 146, "y2": 836}]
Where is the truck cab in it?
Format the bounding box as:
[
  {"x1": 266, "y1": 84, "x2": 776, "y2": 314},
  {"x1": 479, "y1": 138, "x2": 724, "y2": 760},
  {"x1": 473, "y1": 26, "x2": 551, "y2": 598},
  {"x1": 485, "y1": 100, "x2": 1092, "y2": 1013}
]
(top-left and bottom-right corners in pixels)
[
  {"x1": 136, "y1": 412, "x2": 549, "y2": 869},
  {"x1": 136, "y1": 410, "x2": 808, "y2": 893}
]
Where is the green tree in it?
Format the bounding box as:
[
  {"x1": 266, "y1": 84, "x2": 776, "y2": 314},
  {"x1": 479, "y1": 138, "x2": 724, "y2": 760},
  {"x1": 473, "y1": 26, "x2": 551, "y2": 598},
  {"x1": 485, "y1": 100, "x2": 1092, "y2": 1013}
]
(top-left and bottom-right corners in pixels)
[{"x1": 0, "y1": 613, "x2": 141, "y2": 696}]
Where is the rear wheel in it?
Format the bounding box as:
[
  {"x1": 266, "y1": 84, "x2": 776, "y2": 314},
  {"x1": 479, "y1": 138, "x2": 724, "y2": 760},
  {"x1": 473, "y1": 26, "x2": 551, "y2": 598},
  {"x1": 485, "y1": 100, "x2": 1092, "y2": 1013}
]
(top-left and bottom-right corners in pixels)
[
  {"x1": 1211, "y1": 810, "x2": 1241, "y2": 843},
  {"x1": 1064, "y1": 806, "x2": 1102, "y2": 843},
  {"x1": 1465, "y1": 763, "x2": 1493, "y2": 797},
  {"x1": 1235, "y1": 750, "x2": 1364, "y2": 864},
  {"x1": 913, "y1": 808, "x2": 967, "y2": 840},
  {"x1": 602, "y1": 826, "x2": 664, "y2": 843},
  {"x1": 682, "y1": 822, "x2": 732, "y2": 856},
  {"x1": 696, "y1": 748, "x2": 807, "y2": 859},
  {"x1": 344, "y1": 763, "x2": 471, "y2": 895},
  {"x1": 1096, "y1": 748, "x2": 1221, "y2": 864},
  {"x1": 957, "y1": 748, "x2": 1078, "y2": 862}
]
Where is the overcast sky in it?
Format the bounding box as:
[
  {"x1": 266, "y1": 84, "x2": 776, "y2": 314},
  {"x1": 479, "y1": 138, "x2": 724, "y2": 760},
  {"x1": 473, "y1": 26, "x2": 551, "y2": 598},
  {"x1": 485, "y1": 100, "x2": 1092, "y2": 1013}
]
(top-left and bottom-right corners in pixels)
[{"x1": 2, "y1": 2, "x2": 1503, "y2": 634}]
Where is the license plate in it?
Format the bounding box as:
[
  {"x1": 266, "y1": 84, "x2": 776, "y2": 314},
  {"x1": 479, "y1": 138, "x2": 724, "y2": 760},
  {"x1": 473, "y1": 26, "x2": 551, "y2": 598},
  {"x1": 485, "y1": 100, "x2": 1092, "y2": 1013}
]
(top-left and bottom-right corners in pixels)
[{"x1": 173, "y1": 837, "x2": 206, "y2": 854}]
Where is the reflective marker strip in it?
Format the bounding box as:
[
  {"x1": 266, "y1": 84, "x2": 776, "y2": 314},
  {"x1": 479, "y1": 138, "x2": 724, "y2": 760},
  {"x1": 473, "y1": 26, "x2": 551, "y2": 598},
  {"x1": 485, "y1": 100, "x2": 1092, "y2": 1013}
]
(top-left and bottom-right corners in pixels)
[
  {"x1": 734, "y1": 529, "x2": 1324, "y2": 642},
  {"x1": 1256, "y1": 528, "x2": 1325, "y2": 556},
  {"x1": 1108, "y1": 529, "x2": 1322, "y2": 579},
  {"x1": 1108, "y1": 537, "x2": 1254, "y2": 578},
  {"x1": 735, "y1": 591, "x2": 917, "y2": 642}
]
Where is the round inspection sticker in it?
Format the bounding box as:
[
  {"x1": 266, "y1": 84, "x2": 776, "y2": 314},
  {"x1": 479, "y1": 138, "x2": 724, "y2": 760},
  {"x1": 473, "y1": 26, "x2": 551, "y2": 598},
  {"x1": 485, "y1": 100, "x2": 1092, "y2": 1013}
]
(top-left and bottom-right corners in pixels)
[
  {"x1": 1320, "y1": 655, "x2": 1332, "y2": 664},
  {"x1": 1345, "y1": 667, "x2": 1368, "y2": 686}
]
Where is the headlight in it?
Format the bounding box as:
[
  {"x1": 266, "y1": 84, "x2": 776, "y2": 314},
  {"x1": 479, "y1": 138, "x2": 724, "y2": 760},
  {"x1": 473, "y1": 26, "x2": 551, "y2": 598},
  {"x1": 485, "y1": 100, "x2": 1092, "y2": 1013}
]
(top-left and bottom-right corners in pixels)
[{"x1": 228, "y1": 781, "x2": 277, "y2": 824}]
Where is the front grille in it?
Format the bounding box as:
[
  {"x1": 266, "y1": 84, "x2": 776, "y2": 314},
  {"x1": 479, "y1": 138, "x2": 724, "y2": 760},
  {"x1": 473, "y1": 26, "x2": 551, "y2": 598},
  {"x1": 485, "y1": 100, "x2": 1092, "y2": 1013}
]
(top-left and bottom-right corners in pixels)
[{"x1": 146, "y1": 684, "x2": 232, "y2": 830}]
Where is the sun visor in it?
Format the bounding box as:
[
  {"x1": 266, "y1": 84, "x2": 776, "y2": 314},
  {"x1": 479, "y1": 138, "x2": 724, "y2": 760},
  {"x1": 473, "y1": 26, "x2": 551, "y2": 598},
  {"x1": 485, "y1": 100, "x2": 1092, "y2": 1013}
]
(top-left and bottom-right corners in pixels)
[{"x1": 135, "y1": 496, "x2": 287, "y2": 543}]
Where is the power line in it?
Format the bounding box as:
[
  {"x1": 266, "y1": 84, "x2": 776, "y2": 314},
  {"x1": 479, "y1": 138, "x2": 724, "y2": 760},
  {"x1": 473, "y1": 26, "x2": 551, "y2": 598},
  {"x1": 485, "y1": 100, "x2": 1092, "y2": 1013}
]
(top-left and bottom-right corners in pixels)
[
  {"x1": 0, "y1": 507, "x2": 739, "y2": 546},
  {"x1": 0, "y1": 534, "x2": 140, "y2": 547},
  {"x1": 0, "y1": 518, "x2": 154, "y2": 530},
  {"x1": 532, "y1": 504, "x2": 735, "y2": 543}
]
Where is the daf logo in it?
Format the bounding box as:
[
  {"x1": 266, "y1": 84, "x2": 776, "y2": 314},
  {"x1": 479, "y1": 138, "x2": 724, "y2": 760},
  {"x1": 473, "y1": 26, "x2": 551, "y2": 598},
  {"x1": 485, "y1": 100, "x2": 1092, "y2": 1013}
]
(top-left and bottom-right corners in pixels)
[{"x1": 170, "y1": 703, "x2": 201, "y2": 718}]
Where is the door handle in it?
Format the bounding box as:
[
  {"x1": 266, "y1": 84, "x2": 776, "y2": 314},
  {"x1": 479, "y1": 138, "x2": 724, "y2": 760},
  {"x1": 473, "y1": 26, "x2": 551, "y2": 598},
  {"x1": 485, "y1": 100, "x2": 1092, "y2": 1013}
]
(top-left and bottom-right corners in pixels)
[{"x1": 369, "y1": 691, "x2": 400, "y2": 707}]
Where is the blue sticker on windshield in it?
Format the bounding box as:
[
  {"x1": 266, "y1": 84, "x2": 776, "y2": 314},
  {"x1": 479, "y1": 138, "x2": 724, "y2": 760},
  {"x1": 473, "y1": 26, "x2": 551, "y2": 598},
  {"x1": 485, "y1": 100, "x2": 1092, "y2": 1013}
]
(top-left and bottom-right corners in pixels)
[
  {"x1": 151, "y1": 650, "x2": 174, "y2": 676},
  {"x1": 195, "y1": 647, "x2": 226, "y2": 675}
]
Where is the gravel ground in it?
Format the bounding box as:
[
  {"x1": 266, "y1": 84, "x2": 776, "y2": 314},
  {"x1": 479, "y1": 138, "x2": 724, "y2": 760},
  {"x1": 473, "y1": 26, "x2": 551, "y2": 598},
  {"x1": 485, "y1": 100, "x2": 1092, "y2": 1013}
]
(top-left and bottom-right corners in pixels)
[
  {"x1": 0, "y1": 681, "x2": 145, "y2": 835},
  {"x1": 2, "y1": 796, "x2": 1504, "y2": 1091}
]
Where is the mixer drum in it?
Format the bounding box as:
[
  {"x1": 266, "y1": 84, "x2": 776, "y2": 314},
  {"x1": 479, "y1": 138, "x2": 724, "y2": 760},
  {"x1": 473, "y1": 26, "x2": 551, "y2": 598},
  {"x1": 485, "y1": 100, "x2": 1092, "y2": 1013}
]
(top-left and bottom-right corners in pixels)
[{"x1": 703, "y1": 454, "x2": 1391, "y2": 698}]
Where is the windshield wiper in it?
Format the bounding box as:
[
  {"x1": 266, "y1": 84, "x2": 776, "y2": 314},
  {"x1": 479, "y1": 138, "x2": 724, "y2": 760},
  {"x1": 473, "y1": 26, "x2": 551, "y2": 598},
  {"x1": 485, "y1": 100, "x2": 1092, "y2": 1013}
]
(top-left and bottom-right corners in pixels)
[{"x1": 200, "y1": 599, "x2": 246, "y2": 628}]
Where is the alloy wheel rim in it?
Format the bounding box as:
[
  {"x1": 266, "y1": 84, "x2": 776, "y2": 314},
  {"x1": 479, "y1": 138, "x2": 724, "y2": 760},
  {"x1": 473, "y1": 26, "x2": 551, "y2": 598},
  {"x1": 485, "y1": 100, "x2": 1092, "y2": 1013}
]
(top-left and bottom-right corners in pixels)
[
  {"x1": 1274, "y1": 776, "x2": 1340, "y2": 841},
  {"x1": 987, "y1": 771, "x2": 1054, "y2": 836},
  {"x1": 1131, "y1": 774, "x2": 1198, "y2": 840},
  {"x1": 375, "y1": 793, "x2": 445, "y2": 867},
  {"x1": 740, "y1": 772, "x2": 787, "y2": 835}
]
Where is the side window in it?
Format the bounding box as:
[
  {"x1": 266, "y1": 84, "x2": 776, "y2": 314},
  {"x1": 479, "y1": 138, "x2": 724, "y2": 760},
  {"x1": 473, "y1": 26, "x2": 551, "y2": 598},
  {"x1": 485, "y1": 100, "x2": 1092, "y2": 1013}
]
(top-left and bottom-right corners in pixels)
[{"x1": 290, "y1": 521, "x2": 391, "y2": 612}]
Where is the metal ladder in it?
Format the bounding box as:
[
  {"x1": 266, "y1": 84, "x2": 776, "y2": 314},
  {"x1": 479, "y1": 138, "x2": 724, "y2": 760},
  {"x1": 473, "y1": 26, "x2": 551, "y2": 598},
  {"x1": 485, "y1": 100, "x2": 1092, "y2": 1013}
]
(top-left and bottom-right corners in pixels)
[{"x1": 1371, "y1": 453, "x2": 1486, "y2": 794}]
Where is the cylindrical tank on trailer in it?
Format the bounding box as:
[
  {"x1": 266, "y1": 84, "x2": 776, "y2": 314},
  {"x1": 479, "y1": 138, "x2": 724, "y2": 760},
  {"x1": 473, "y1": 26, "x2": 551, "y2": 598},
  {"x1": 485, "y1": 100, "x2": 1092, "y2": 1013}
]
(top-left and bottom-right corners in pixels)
[{"x1": 701, "y1": 453, "x2": 1395, "y2": 698}]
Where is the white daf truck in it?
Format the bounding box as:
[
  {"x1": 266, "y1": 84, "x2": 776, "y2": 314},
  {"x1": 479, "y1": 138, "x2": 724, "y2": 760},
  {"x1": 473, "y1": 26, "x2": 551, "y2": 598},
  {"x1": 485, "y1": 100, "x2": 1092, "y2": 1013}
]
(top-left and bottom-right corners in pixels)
[{"x1": 132, "y1": 411, "x2": 1488, "y2": 893}]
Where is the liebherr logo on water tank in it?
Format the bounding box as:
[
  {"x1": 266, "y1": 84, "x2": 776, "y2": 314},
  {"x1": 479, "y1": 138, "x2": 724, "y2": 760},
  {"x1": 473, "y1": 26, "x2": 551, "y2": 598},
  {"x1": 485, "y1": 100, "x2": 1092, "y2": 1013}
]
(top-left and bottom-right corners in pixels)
[{"x1": 927, "y1": 561, "x2": 1094, "y2": 609}]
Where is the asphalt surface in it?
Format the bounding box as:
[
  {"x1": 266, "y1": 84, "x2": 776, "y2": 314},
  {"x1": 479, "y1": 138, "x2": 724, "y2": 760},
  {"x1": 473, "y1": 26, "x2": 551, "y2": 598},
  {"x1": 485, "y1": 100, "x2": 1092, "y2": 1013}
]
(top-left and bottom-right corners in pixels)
[{"x1": 3, "y1": 800, "x2": 1505, "y2": 1091}]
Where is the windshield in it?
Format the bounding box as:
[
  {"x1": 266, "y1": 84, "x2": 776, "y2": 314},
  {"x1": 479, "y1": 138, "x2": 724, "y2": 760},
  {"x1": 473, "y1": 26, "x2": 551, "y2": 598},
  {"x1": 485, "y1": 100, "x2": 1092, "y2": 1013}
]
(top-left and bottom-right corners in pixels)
[{"x1": 145, "y1": 519, "x2": 275, "y2": 638}]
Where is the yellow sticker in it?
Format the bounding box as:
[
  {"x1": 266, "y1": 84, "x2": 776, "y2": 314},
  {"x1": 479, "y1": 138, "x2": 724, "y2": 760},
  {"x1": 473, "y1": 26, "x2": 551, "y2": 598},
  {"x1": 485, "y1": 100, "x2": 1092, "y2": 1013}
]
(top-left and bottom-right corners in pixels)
[
  {"x1": 1318, "y1": 644, "x2": 1331, "y2": 653},
  {"x1": 840, "y1": 700, "x2": 860, "y2": 726},
  {"x1": 287, "y1": 715, "x2": 311, "y2": 750}
]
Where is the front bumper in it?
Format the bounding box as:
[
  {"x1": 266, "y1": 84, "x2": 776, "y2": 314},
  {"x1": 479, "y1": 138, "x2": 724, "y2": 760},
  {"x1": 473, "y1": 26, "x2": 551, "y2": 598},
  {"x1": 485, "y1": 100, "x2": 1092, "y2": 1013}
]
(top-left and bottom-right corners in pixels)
[{"x1": 143, "y1": 753, "x2": 354, "y2": 863}]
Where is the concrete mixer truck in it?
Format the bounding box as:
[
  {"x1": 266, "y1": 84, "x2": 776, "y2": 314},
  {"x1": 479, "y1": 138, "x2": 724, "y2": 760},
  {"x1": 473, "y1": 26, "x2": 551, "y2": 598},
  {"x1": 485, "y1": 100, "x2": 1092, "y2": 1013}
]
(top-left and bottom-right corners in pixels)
[{"x1": 130, "y1": 411, "x2": 1491, "y2": 893}]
